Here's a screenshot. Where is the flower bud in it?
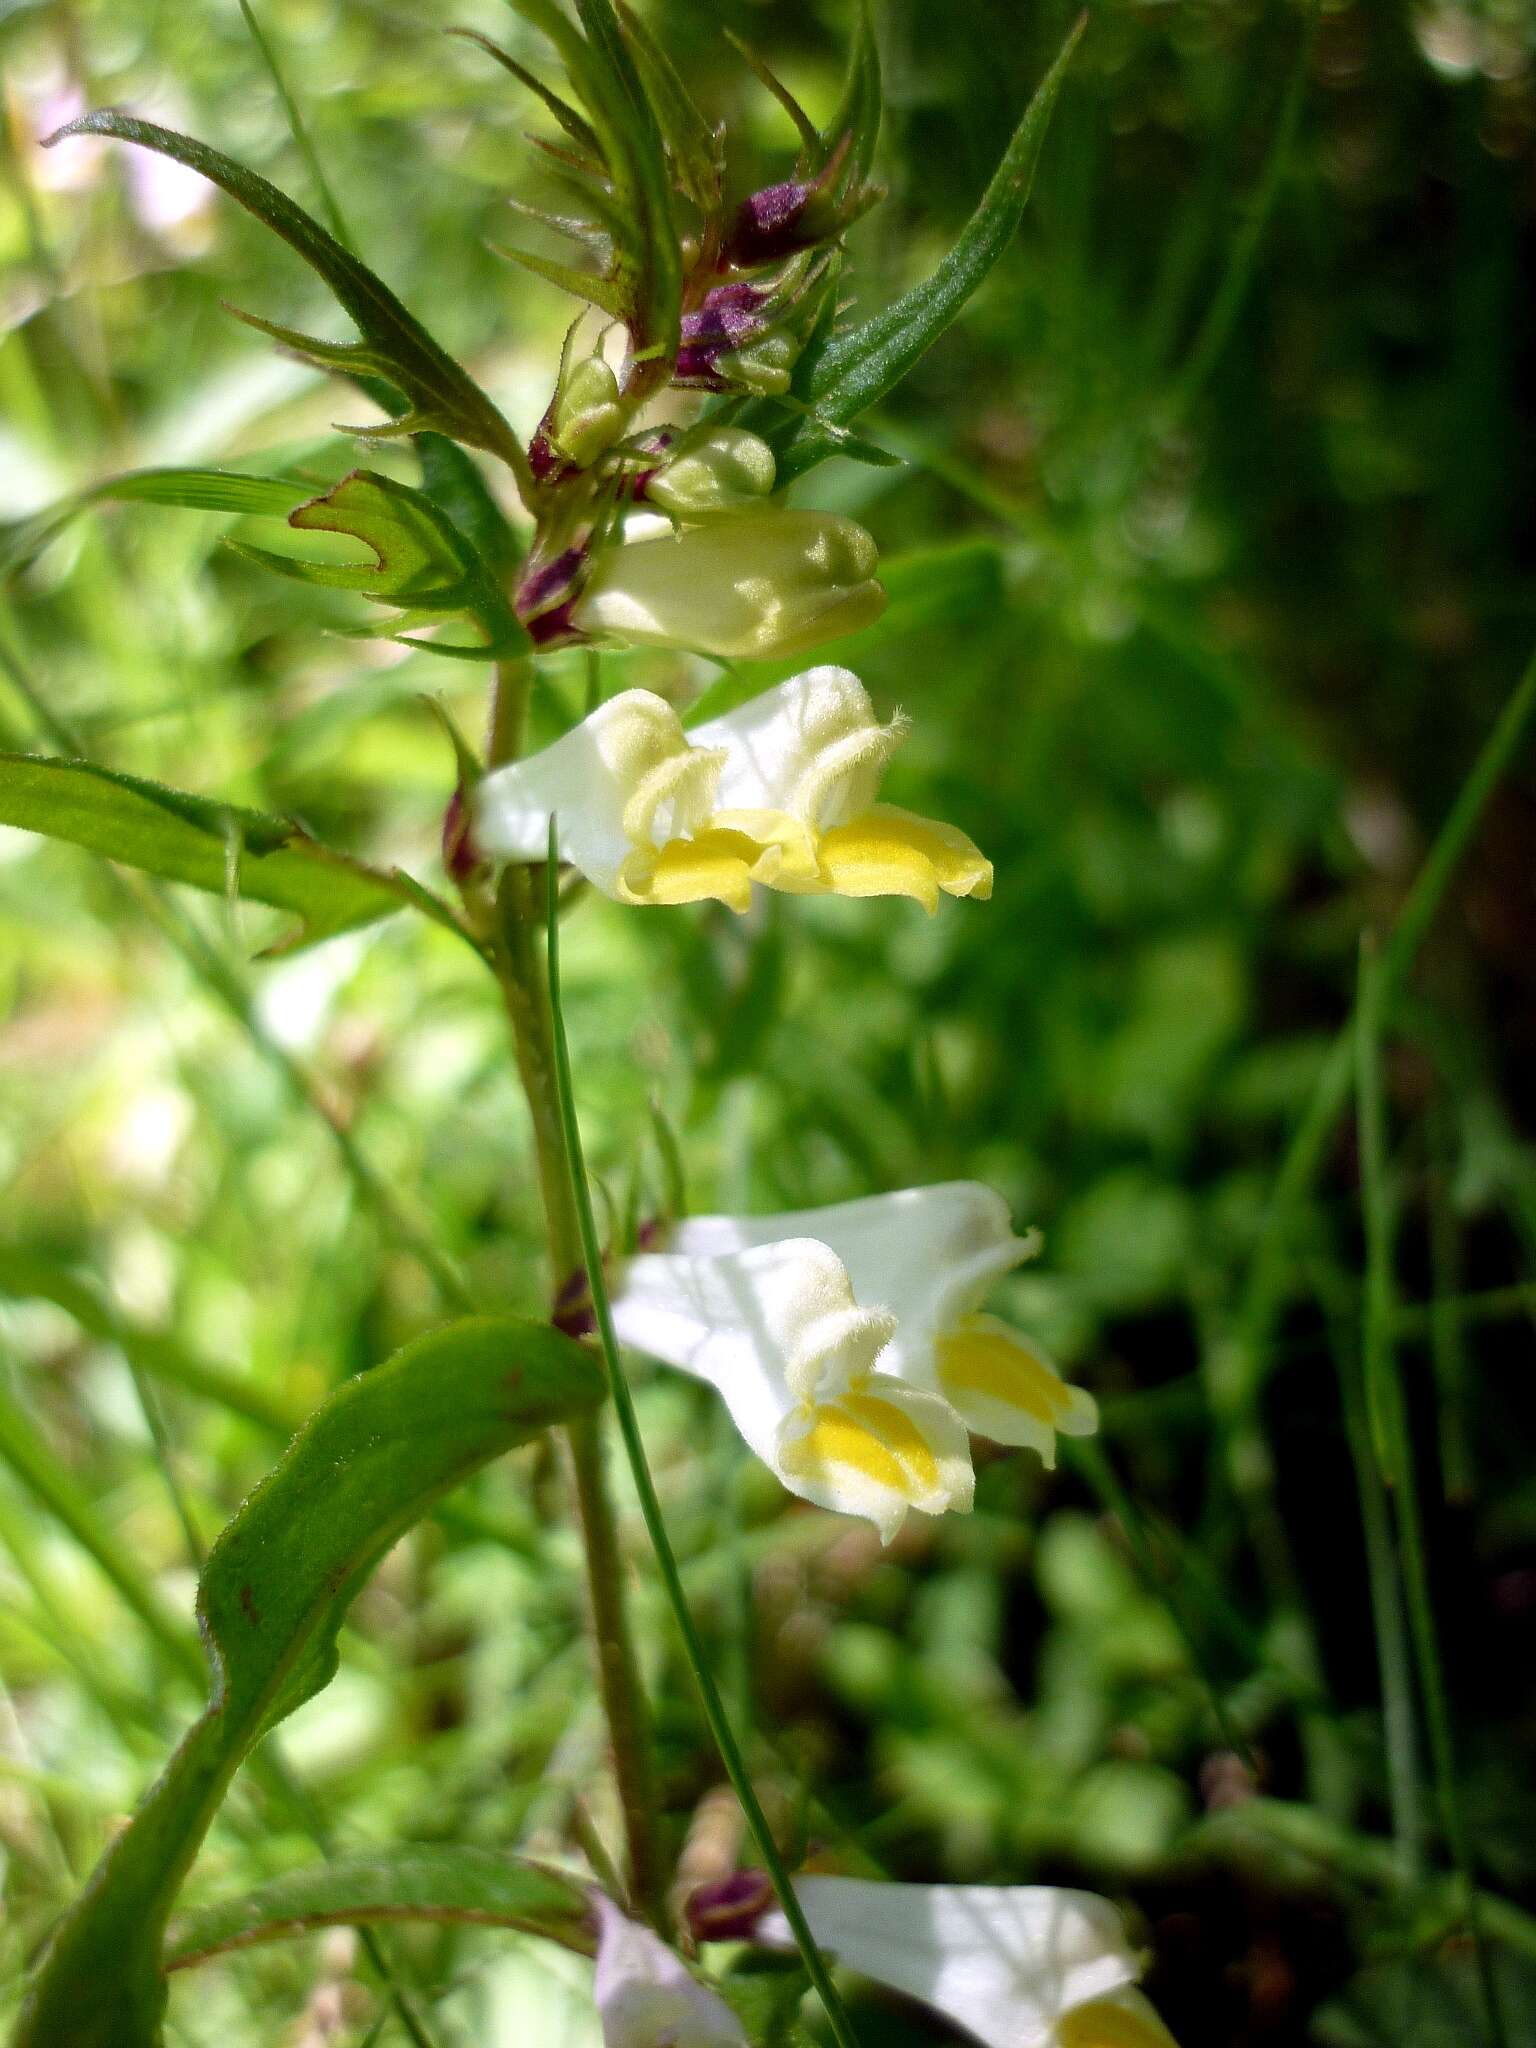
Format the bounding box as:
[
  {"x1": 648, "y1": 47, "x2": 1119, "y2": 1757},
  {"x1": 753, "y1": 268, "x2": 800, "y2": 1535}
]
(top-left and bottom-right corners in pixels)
[
  {"x1": 551, "y1": 353, "x2": 624, "y2": 467},
  {"x1": 714, "y1": 333, "x2": 796, "y2": 396},
  {"x1": 572, "y1": 508, "x2": 886, "y2": 661},
  {"x1": 645, "y1": 428, "x2": 776, "y2": 520}
]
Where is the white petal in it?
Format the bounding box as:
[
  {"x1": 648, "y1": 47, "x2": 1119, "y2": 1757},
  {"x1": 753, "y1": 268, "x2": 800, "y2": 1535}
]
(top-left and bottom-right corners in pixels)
[
  {"x1": 475, "y1": 691, "x2": 722, "y2": 896},
  {"x1": 609, "y1": 1238, "x2": 866, "y2": 1469},
  {"x1": 609, "y1": 1239, "x2": 973, "y2": 1539},
  {"x1": 691, "y1": 668, "x2": 906, "y2": 830},
  {"x1": 592, "y1": 1896, "x2": 747, "y2": 2048},
  {"x1": 672, "y1": 1184, "x2": 1036, "y2": 1392},
  {"x1": 759, "y1": 1880, "x2": 1142, "y2": 2048}
]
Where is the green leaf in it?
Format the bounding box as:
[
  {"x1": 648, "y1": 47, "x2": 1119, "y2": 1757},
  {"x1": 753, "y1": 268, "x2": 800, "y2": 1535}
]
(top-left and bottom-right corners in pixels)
[
  {"x1": 415, "y1": 431, "x2": 525, "y2": 580},
  {"x1": 616, "y1": 1, "x2": 723, "y2": 211},
  {"x1": 683, "y1": 538, "x2": 1005, "y2": 724},
  {"x1": 0, "y1": 752, "x2": 468, "y2": 952},
  {"x1": 233, "y1": 468, "x2": 529, "y2": 657},
  {"x1": 450, "y1": 26, "x2": 603, "y2": 159},
  {"x1": 165, "y1": 1845, "x2": 593, "y2": 1969},
  {"x1": 751, "y1": 15, "x2": 1085, "y2": 484},
  {"x1": 1, "y1": 466, "x2": 308, "y2": 580},
  {"x1": 44, "y1": 113, "x2": 527, "y2": 481},
  {"x1": 823, "y1": 0, "x2": 881, "y2": 185},
  {"x1": 13, "y1": 1314, "x2": 604, "y2": 2048}
]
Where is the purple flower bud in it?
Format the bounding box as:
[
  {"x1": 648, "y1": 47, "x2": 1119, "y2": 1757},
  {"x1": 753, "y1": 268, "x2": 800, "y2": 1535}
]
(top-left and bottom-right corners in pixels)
[
  {"x1": 552, "y1": 1267, "x2": 596, "y2": 1340},
  {"x1": 725, "y1": 180, "x2": 814, "y2": 268},
  {"x1": 685, "y1": 1870, "x2": 776, "y2": 1944},
  {"x1": 682, "y1": 282, "x2": 768, "y2": 347},
  {"x1": 528, "y1": 427, "x2": 567, "y2": 485},
  {"x1": 440, "y1": 788, "x2": 483, "y2": 886},
  {"x1": 674, "y1": 284, "x2": 771, "y2": 389},
  {"x1": 516, "y1": 545, "x2": 585, "y2": 618}
]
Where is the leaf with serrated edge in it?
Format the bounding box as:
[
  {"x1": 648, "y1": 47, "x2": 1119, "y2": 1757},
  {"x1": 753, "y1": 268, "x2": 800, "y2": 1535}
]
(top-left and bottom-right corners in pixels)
[
  {"x1": 750, "y1": 15, "x2": 1085, "y2": 484},
  {"x1": 12, "y1": 1316, "x2": 604, "y2": 2048},
  {"x1": 0, "y1": 753, "x2": 474, "y2": 953},
  {"x1": 165, "y1": 1846, "x2": 593, "y2": 1969}
]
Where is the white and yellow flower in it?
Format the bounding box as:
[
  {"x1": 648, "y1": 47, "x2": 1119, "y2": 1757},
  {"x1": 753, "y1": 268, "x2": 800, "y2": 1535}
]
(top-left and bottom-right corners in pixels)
[
  {"x1": 756, "y1": 1877, "x2": 1178, "y2": 2048},
  {"x1": 663, "y1": 1183, "x2": 1099, "y2": 1466},
  {"x1": 474, "y1": 666, "x2": 992, "y2": 913},
  {"x1": 609, "y1": 1234, "x2": 975, "y2": 1544}
]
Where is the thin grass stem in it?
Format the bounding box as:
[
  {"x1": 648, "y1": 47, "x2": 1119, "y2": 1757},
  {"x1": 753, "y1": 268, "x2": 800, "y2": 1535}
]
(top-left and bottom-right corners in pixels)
[{"x1": 543, "y1": 820, "x2": 863, "y2": 2048}]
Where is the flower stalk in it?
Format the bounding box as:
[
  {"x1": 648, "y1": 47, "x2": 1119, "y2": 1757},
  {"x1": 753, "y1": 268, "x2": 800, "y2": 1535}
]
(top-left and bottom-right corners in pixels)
[{"x1": 483, "y1": 663, "x2": 667, "y2": 1933}]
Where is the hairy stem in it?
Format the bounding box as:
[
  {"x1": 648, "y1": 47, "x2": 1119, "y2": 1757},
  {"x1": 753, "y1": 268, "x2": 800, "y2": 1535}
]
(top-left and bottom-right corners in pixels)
[{"x1": 485, "y1": 663, "x2": 666, "y2": 1928}]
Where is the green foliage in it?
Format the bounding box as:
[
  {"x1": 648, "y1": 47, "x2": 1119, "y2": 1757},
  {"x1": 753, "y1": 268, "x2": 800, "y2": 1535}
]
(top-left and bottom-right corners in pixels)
[
  {"x1": 0, "y1": 752, "x2": 458, "y2": 951},
  {"x1": 165, "y1": 1845, "x2": 593, "y2": 1969},
  {"x1": 44, "y1": 112, "x2": 526, "y2": 476},
  {"x1": 232, "y1": 469, "x2": 529, "y2": 659},
  {"x1": 495, "y1": 0, "x2": 682, "y2": 352},
  {"x1": 750, "y1": 14, "x2": 1085, "y2": 483},
  {"x1": 0, "y1": 468, "x2": 305, "y2": 581},
  {"x1": 13, "y1": 1316, "x2": 603, "y2": 2048}
]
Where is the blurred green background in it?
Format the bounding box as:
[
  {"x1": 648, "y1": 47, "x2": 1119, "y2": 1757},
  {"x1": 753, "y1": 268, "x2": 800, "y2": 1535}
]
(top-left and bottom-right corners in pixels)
[{"x1": 3, "y1": 0, "x2": 1536, "y2": 2041}]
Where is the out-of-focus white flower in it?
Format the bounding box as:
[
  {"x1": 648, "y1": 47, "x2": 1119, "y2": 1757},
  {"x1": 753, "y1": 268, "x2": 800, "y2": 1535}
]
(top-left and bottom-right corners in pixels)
[
  {"x1": 591, "y1": 1896, "x2": 747, "y2": 2048},
  {"x1": 664, "y1": 1183, "x2": 1097, "y2": 1464},
  {"x1": 609, "y1": 1235, "x2": 975, "y2": 1543},
  {"x1": 757, "y1": 1878, "x2": 1178, "y2": 2048},
  {"x1": 571, "y1": 508, "x2": 885, "y2": 661},
  {"x1": 474, "y1": 668, "x2": 991, "y2": 913}
]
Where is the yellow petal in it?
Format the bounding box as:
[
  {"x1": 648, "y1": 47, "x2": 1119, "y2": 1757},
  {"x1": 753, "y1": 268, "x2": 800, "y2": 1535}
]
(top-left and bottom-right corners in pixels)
[
  {"x1": 936, "y1": 1313, "x2": 1098, "y2": 1462},
  {"x1": 777, "y1": 1375, "x2": 974, "y2": 1541},
  {"x1": 1059, "y1": 1990, "x2": 1181, "y2": 2048},
  {"x1": 618, "y1": 830, "x2": 767, "y2": 912},
  {"x1": 788, "y1": 803, "x2": 993, "y2": 911},
  {"x1": 709, "y1": 807, "x2": 824, "y2": 885}
]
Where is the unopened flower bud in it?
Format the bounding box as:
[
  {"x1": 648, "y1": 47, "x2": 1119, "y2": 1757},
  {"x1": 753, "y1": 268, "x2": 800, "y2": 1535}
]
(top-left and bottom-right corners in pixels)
[
  {"x1": 572, "y1": 508, "x2": 886, "y2": 661},
  {"x1": 686, "y1": 1870, "x2": 776, "y2": 1945},
  {"x1": 725, "y1": 178, "x2": 816, "y2": 268},
  {"x1": 646, "y1": 428, "x2": 776, "y2": 520},
  {"x1": 552, "y1": 354, "x2": 624, "y2": 467},
  {"x1": 714, "y1": 333, "x2": 797, "y2": 396}
]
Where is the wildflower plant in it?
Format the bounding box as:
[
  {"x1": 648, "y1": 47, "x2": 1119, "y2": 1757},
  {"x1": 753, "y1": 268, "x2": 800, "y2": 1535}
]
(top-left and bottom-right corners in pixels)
[{"x1": 0, "y1": 4, "x2": 1194, "y2": 2044}]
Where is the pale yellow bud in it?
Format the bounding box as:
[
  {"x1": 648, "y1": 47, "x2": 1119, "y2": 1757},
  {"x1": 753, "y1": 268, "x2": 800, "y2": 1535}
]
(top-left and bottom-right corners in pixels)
[
  {"x1": 573, "y1": 508, "x2": 886, "y2": 661},
  {"x1": 552, "y1": 355, "x2": 624, "y2": 466},
  {"x1": 646, "y1": 429, "x2": 777, "y2": 520}
]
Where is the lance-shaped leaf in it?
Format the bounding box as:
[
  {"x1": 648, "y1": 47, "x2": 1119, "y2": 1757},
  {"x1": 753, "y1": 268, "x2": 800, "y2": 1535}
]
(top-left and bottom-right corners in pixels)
[
  {"x1": 165, "y1": 1846, "x2": 594, "y2": 1969},
  {"x1": 616, "y1": 2, "x2": 723, "y2": 213},
  {"x1": 0, "y1": 752, "x2": 473, "y2": 952},
  {"x1": 233, "y1": 469, "x2": 529, "y2": 659},
  {"x1": 12, "y1": 1315, "x2": 605, "y2": 2048},
  {"x1": 1, "y1": 466, "x2": 307, "y2": 581},
  {"x1": 745, "y1": 15, "x2": 1085, "y2": 484},
  {"x1": 44, "y1": 113, "x2": 528, "y2": 485}
]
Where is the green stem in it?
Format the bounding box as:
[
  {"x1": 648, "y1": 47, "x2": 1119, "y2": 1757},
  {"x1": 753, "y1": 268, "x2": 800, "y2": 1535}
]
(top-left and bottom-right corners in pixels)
[
  {"x1": 485, "y1": 669, "x2": 666, "y2": 1930},
  {"x1": 542, "y1": 824, "x2": 864, "y2": 2048}
]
